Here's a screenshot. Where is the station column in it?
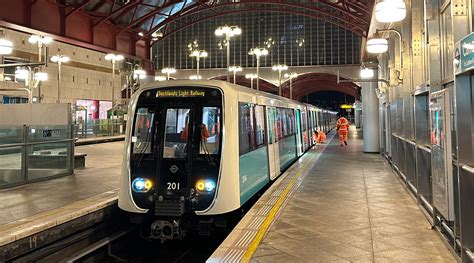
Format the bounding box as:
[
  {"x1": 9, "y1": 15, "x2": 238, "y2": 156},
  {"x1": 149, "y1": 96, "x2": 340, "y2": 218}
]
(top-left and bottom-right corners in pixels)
[{"x1": 362, "y1": 70, "x2": 380, "y2": 153}]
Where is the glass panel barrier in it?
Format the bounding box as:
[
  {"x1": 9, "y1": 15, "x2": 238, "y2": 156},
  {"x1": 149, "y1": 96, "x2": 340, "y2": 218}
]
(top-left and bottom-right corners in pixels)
[
  {"x1": 0, "y1": 146, "x2": 23, "y2": 186},
  {"x1": 27, "y1": 141, "x2": 72, "y2": 180}
]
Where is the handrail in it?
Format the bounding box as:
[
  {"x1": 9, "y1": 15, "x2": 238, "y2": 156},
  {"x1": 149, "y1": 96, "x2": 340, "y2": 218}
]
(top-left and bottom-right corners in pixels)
[
  {"x1": 417, "y1": 145, "x2": 432, "y2": 153},
  {"x1": 0, "y1": 138, "x2": 75, "y2": 149},
  {"x1": 392, "y1": 134, "x2": 416, "y2": 146},
  {"x1": 461, "y1": 165, "x2": 474, "y2": 174},
  {"x1": 465, "y1": 248, "x2": 474, "y2": 262}
]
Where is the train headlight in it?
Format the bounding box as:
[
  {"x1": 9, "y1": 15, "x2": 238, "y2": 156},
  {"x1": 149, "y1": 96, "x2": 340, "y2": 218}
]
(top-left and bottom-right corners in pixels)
[
  {"x1": 132, "y1": 178, "x2": 153, "y2": 193},
  {"x1": 196, "y1": 179, "x2": 216, "y2": 192},
  {"x1": 205, "y1": 180, "x2": 216, "y2": 192}
]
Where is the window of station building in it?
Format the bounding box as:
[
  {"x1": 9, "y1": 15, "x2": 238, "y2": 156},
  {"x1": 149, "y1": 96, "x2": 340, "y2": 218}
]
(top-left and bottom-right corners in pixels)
[
  {"x1": 163, "y1": 108, "x2": 190, "y2": 159},
  {"x1": 200, "y1": 106, "x2": 221, "y2": 155},
  {"x1": 153, "y1": 12, "x2": 361, "y2": 70},
  {"x1": 132, "y1": 108, "x2": 155, "y2": 154}
]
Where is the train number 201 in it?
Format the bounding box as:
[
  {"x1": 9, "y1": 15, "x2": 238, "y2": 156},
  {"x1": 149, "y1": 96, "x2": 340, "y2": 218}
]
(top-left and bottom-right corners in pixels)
[{"x1": 167, "y1": 182, "x2": 180, "y2": 190}]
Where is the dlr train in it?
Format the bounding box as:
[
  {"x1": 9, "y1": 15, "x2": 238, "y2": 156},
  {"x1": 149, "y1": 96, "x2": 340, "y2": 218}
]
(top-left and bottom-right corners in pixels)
[{"x1": 118, "y1": 80, "x2": 337, "y2": 241}]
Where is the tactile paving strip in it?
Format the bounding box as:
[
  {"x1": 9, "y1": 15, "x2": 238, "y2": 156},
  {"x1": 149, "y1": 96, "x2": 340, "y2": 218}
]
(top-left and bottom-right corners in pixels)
[{"x1": 208, "y1": 134, "x2": 335, "y2": 263}]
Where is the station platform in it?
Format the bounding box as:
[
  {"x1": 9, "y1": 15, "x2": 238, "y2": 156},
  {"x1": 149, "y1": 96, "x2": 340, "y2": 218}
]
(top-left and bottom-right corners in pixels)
[
  {"x1": 209, "y1": 128, "x2": 455, "y2": 262},
  {"x1": 0, "y1": 141, "x2": 123, "y2": 250}
]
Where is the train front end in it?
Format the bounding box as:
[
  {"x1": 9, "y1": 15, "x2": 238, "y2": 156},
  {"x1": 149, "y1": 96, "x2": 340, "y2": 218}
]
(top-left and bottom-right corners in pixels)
[{"x1": 119, "y1": 83, "x2": 225, "y2": 241}]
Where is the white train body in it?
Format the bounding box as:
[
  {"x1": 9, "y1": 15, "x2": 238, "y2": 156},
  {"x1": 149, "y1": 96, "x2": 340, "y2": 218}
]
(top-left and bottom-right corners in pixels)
[{"x1": 118, "y1": 80, "x2": 336, "y2": 239}]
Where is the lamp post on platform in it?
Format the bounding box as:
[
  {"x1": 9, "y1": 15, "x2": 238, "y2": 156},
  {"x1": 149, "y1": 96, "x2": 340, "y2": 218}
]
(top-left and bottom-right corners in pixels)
[
  {"x1": 215, "y1": 25, "x2": 241, "y2": 82},
  {"x1": 50, "y1": 54, "x2": 70, "y2": 103},
  {"x1": 248, "y1": 47, "x2": 268, "y2": 91}
]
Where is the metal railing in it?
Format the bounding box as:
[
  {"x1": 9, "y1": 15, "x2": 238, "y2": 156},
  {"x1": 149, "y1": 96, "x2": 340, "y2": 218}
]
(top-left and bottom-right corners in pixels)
[
  {"x1": 73, "y1": 119, "x2": 126, "y2": 139},
  {"x1": 0, "y1": 125, "x2": 74, "y2": 189}
]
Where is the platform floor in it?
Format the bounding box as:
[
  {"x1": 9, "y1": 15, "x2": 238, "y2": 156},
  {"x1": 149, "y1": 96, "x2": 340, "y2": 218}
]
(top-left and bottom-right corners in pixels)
[
  {"x1": 0, "y1": 141, "x2": 123, "y2": 226},
  {"x1": 250, "y1": 129, "x2": 455, "y2": 262}
]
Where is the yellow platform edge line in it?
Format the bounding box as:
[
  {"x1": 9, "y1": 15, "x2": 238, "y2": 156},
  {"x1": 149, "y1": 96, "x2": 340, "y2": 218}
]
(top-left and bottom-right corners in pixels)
[{"x1": 241, "y1": 156, "x2": 313, "y2": 263}]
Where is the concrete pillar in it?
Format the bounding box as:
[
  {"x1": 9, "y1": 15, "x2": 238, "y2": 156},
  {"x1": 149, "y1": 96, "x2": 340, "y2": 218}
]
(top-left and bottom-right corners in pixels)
[{"x1": 362, "y1": 70, "x2": 380, "y2": 153}]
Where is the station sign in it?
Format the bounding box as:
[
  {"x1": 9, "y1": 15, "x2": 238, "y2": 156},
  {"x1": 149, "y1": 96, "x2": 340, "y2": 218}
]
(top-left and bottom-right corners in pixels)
[
  {"x1": 340, "y1": 104, "x2": 353, "y2": 109},
  {"x1": 156, "y1": 89, "x2": 206, "y2": 97},
  {"x1": 455, "y1": 32, "x2": 474, "y2": 75}
]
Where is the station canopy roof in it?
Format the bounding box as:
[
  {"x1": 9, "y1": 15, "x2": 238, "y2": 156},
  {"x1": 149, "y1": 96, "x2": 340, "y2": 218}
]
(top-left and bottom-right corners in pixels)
[{"x1": 64, "y1": 0, "x2": 375, "y2": 42}]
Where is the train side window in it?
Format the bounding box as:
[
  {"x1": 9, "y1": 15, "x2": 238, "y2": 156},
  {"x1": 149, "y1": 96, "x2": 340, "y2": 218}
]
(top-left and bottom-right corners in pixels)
[
  {"x1": 163, "y1": 108, "x2": 190, "y2": 159},
  {"x1": 132, "y1": 108, "x2": 154, "y2": 154},
  {"x1": 200, "y1": 106, "x2": 221, "y2": 155},
  {"x1": 239, "y1": 103, "x2": 256, "y2": 155},
  {"x1": 255, "y1": 105, "x2": 266, "y2": 146},
  {"x1": 268, "y1": 108, "x2": 277, "y2": 144}
]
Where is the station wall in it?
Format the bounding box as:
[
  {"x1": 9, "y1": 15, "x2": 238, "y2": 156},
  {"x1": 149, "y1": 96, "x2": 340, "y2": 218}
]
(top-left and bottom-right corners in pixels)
[
  {"x1": 371, "y1": 0, "x2": 474, "y2": 261},
  {"x1": 0, "y1": 28, "x2": 123, "y2": 104}
]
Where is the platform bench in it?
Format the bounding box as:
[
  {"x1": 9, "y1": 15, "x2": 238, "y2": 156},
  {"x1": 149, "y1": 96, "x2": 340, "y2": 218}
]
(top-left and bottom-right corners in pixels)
[{"x1": 74, "y1": 153, "x2": 87, "y2": 169}]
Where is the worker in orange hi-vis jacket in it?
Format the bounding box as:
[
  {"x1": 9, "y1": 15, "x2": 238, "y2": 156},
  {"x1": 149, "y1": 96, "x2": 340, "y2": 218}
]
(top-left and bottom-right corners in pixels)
[
  {"x1": 336, "y1": 115, "x2": 350, "y2": 146},
  {"x1": 316, "y1": 130, "x2": 326, "y2": 144}
]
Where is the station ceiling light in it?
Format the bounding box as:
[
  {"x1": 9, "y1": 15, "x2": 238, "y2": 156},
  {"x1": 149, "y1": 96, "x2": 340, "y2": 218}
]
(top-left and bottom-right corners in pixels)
[
  {"x1": 51, "y1": 54, "x2": 70, "y2": 63},
  {"x1": 215, "y1": 25, "x2": 241, "y2": 37},
  {"x1": 375, "y1": 0, "x2": 407, "y2": 23},
  {"x1": 190, "y1": 50, "x2": 208, "y2": 58},
  {"x1": 245, "y1": 73, "x2": 258, "y2": 79},
  {"x1": 28, "y1": 35, "x2": 53, "y2": 45},
  {"x1": 0, "y1": 37, "x2": 13, "y2": 55},
  {"x1": 360, "y1": 68, "x2": 375, "y2": 79},
  {"x1": 133, "y1": 69, "x2": 147, "y2": 79},
  {"x1": 155, "y1": 75, "x2": 167, "y2": 81},
  {"x1": 272, "y1": 64, "x2": 288, "y2": 72},
  {"x1": 161, "y1": 67, "x2": 176, "y2": 74},
  {"x1": 366, "y1": 36, "x2": 388, "y2": 54},
  {"x1": 189, "y1": 75, "x2": 202, "y2": 80},
  {"x1": 248, "y1": 47, "x2": 268, "y2": 57},
  {"x1": 15, "y1": 67, "x2": 29, "y2": 80},
  {"x1": 284, "y1": 72, "x2": 298, "y2": 79},
  {"x1": 228, "y1": 66, "x2": 242, "y2": 73},
  {"x1": 105, "y1": 53, "x2": 124, "y2": 62}
]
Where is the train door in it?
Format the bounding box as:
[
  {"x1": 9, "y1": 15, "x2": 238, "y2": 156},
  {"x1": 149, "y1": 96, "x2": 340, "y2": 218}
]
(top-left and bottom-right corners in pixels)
[
  {"x1": 296, "y1": 109, "x2": 303, "y2": 156},
  {"x1": 158, "y1": 106, "x2": 195, "y2": 199},
  {"x1": 301, "y1": 109, "x2": 308, "y2": 151},
  {"x1": 266, "y1": 107, "x2": 280, "y2": 180}
]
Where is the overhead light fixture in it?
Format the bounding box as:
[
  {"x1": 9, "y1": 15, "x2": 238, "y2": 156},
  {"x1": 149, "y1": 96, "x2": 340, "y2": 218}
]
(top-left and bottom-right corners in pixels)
[
  {"x1": 366, "y1": 36, "x2": 388, "y2": 54},
  {"x1": 248, "y1": 47, "x2": 268, "y2": 57},
  {"x1": 15, "y1": 67, "x2": 29, "y2": 80},
  {"x1": 228, "y1": 66, "x2": 242, "y2": 73},
  {"x1": 28, "y1": 35, "x2": 53, "y2": 45},
  {"x1": 50, "y1": 54, "x2": 70, "y2": 63},
  {"x1": 284, "y1": 72, "x2": 298, "y2": 79},
  {"x1": 360, "y1": 68, "x2": 374, "y2": 79},
  {"x1": 190, "y1": 50, "x2": 208, "y2": 58},
  {"x1": 375, "y1": 0, "x2": 407, "y2": 23},
  {"x1": 155, "y1": 75, "x2": 167, "y2": 81},
  {"x1": 0, "y1": 37, "x2": 13, "y2": 55},
  {"x1": 272, "y1": 64, "x2": 288, "y2": 72},
  {"x1": 133, "y1": 69, "x2": 146, "y2": 79},
  {"x1": 189, "y1": 75, "x2": 202, "y2": 80},
  {"x1": 161, "y1": 67, "x2": 177, "y2": 74},
  {"x1": 138, "y1": 32, "x2": 144, "y2": 37},
  {"x1": 105, "y1": 53, "x2": 124, "y2": 62},
  {"x1": 245, "y1": 73, "x2": 258, "y2": 79}
]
